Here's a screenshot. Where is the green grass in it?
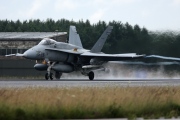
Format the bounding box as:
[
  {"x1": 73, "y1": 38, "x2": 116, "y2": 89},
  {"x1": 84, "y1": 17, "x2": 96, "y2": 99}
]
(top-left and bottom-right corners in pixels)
[{"x1": 0, "y1": 86, "x2": 180, "y2": 119}]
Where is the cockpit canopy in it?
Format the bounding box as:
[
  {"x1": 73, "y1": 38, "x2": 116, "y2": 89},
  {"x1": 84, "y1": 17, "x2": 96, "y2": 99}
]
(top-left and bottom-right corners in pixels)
[{"x1": 38, "y1": 38, "x2": 56, "y2": 45}]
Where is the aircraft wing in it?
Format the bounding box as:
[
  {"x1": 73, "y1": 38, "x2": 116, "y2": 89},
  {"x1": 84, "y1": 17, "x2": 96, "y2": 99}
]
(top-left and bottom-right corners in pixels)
[
  {"x1": 45, "y1": 48, "x2": 144, "y2": 61},
  {"x1": 81, "y1": 52, "x2": 145, "y2": 61}
]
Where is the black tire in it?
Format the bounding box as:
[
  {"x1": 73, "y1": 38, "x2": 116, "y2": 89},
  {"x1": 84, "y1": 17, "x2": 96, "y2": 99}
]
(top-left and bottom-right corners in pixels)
[
  {"x1": 50, "y1": 73, "x2": 53, "y2": 80},
  {"x1": 55, "y1": 72, "x2": 62, "y2": 80},
  {"x1": 88, "y1": 71, "x2": 94, "y2": 80},
  {"x1": 45, "y1": 73, "x2": 49, "y2": 80}
]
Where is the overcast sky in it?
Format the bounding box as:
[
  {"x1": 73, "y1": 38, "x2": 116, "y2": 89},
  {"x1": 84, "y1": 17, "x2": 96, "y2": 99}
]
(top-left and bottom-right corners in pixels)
[{"x1": 1, "y1": 0, "x2": 180, "y2": 31}]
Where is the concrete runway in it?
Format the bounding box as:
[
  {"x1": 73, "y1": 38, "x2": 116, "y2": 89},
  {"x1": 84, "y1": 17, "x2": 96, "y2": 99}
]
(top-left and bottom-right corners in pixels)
[{"x1": 0, "y1": 79, "x2": 180, "y2": 88}]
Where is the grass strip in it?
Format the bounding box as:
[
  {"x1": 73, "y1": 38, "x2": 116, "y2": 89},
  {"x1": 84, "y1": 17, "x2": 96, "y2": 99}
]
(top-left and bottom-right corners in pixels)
[{"x1": 0, "y1": 86, "x2": 180, "y2": 119}]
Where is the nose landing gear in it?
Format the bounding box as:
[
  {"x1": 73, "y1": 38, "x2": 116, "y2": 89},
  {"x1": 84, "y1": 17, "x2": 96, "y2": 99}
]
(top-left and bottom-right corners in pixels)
[
  {"x1": 45, "y1": 61, "x2": 63, "y2": 80},
  {"x1": 45, "y1": 61, "x2": 55, "y2": 80},
  {"x1": 45, "y1": 72, "x2": 53, "y2": 80}
]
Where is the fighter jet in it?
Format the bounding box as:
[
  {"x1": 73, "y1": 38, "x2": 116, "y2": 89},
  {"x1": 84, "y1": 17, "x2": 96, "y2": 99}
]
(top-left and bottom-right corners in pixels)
[{"x1": 6, "y1": 26, "x2": 145, "y2": 80}]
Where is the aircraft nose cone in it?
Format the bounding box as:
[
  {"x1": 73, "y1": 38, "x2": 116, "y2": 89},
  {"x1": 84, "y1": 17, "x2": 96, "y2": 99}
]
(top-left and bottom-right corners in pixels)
[{"x1": 23, "y1": 49, "x2": 37, "y2": 59}]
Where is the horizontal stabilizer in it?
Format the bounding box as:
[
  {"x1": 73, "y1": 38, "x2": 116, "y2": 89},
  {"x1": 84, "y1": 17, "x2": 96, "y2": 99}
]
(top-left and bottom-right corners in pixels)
[{"x1": 146, "y1": 55, "x2": 180, "y2": 61}]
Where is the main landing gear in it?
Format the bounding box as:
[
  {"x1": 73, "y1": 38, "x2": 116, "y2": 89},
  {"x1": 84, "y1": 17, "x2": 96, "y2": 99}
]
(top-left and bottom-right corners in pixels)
[
  {"x1": 45, "y1": 61, "x2": 62, "y2": 80},
  {"x1": 88, "y1": 71, "x2": 94, "y2": 80},
  {"x1": 45, "y1": 72, "x2": 53, "y2": 80},
  {"x1": 82, "y1": 70, "x2": 95, "y2": 80},
  {"x1": 45, "y1": 72, "x2": 62, "y2": 80},
  {"x1": 55, "y1": 71, "x2": 62, "y2": 80}
]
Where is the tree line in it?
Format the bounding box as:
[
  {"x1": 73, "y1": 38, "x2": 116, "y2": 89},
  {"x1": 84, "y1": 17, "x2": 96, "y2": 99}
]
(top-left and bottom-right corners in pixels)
[{"x1": 0, "y1": 19, "x2": 180, "y2": 57}]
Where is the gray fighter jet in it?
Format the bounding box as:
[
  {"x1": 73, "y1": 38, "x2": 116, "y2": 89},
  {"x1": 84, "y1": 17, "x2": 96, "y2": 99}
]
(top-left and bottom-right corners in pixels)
[{"x1": 6, "y1": 26, "x2": 145, "y2": 80}]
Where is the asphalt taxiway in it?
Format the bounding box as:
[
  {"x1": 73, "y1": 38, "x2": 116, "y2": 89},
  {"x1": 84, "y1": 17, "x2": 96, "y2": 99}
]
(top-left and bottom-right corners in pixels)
[{"x1": 0, "y1": 79, "x2": 180, "y2": 88}]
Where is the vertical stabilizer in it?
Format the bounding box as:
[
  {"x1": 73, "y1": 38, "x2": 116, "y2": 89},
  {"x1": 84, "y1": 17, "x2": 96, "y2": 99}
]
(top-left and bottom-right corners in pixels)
[
  {"x1": 90, "y1": 26, "x2": 113, "y2": 53},
  {"x1": 69, "y1": 26, "x2": 83, "y2": 48}
]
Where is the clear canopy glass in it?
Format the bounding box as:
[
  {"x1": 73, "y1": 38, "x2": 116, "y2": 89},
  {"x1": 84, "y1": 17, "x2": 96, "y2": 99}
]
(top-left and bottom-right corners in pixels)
[{"x1": 38, "y1": 38, "x2": 56, "y2": 45}]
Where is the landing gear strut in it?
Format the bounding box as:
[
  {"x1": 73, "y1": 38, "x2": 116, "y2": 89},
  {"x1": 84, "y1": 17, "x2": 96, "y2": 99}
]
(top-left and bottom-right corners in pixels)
[
  {"x1": 81, "y1": 70, "x2": 95, "y2": 80},
  {"x1": 88, "y1": 71, "x2": 94, "y2": 80},
  {"x1": 45, "y1": 61, "x2": 56, "y2": 80},
  {"x1": 45, "y1": 72, "x2": 53, "y2": 80},
  {"x1": 55, "y1": 72, "x2": 62, "y2": 80}
]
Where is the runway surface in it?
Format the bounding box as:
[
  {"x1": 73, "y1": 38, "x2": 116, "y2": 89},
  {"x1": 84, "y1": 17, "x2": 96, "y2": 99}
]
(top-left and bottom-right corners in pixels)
[{"x1": 1, "y1": 79, "x2": 180, "y2": 88}]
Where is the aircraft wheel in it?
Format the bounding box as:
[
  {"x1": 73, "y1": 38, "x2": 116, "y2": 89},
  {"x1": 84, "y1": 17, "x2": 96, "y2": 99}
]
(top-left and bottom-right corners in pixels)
[
  {"x1": 45, "y1": 73, "x2": 49, "y2": 80},
  {"x1": 55, "y1": 72, "x2": 62, "y2": 80},
  {"x1": 50, "y1": 73, "x2": 53, "y2": 80},
  {"x1": 88, "y1": 71, "x2": 94, "y2": 80}
]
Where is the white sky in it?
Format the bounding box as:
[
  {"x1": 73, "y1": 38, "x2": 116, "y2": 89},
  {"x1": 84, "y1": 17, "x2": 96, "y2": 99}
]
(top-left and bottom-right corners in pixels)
[{"x1": 1, "y1": 0, "x2": 180, "y2": 31}]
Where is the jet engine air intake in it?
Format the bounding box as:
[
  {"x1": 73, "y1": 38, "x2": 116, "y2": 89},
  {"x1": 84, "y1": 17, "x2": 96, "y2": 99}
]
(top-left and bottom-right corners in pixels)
[{"x1": 46, "y1": 50, "x2": 76, "y2": 63}]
